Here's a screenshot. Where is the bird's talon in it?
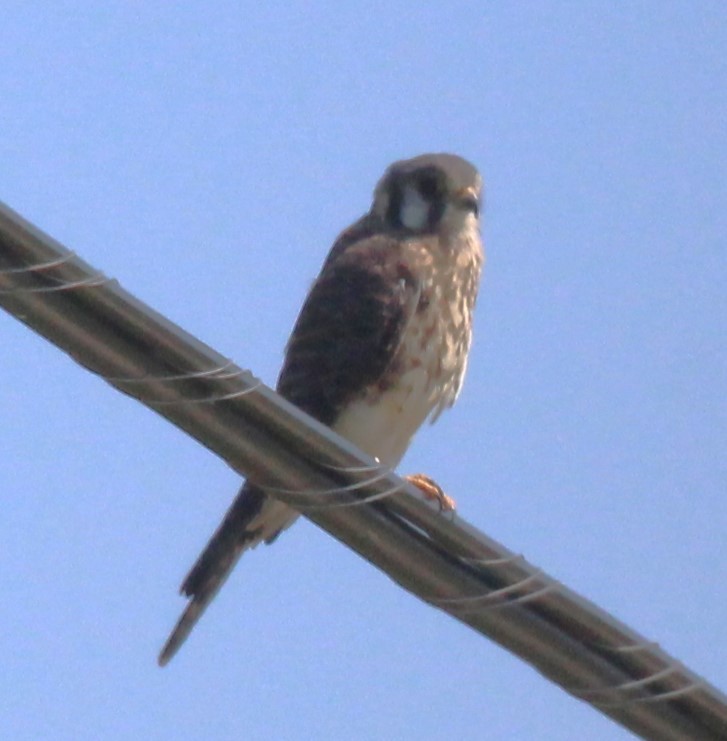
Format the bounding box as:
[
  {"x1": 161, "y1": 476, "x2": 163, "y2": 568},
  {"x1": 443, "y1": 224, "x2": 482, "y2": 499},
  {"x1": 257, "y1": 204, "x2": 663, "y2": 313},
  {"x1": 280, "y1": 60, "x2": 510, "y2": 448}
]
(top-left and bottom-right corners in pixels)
[{"x1": 405, "y1": 473, "x2": 456, "y2": 512}]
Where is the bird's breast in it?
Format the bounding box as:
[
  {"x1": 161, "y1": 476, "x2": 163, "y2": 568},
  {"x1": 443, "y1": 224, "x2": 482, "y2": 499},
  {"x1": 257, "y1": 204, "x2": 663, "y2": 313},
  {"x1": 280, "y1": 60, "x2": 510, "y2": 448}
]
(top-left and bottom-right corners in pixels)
[{"x1": 333, "y1": 230, "x2": 482, "y2": 467}]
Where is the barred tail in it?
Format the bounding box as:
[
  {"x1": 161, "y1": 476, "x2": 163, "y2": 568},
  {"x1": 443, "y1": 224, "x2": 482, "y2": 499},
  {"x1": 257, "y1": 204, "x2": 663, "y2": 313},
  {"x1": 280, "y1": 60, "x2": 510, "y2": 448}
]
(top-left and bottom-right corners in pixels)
[{"x1": 158, "y1": 484, "x2": 297, "y2": 666}]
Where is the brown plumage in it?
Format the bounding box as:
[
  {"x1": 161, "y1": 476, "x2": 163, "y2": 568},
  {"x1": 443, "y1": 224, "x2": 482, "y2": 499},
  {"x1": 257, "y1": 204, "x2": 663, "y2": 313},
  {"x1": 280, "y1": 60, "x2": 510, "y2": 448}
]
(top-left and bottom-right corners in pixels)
[{"x1": 159, "y1": 153, "x2": 484, "y2": 665}]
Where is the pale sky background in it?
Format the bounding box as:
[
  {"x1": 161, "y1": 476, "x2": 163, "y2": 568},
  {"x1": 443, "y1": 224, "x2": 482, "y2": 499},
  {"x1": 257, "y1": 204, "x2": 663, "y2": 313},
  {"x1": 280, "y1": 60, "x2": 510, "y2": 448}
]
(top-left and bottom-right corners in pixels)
[{"x1": 0, "y1": 3, "x2": 725, "y2": 740}]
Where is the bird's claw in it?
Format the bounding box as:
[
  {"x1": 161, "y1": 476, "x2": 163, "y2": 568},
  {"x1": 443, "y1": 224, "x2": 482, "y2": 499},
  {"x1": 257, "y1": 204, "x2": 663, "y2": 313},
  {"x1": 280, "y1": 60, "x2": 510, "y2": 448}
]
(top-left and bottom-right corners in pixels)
[{"x1": 405, "y1": 473, "x2": 456, "y2": 512}]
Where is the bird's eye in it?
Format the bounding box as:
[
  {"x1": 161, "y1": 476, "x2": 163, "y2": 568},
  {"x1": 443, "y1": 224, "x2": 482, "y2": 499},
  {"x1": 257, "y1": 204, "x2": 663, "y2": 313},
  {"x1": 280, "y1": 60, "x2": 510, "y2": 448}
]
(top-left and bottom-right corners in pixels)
[{"x1": 461, "y1": 194, "x2": 479, "y2": 218}]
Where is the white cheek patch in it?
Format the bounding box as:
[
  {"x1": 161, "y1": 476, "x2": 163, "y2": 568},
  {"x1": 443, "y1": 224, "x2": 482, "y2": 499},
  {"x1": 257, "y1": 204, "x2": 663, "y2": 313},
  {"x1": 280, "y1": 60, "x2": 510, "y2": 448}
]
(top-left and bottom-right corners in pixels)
[{"x1": 399, "y1": 184, "x2": 430, "y2": 230}]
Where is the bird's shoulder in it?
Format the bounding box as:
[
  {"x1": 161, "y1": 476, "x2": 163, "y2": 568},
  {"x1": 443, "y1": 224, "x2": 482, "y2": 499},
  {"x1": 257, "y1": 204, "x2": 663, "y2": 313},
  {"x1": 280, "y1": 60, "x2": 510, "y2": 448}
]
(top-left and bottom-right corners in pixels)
[{"x1": 320, "y1": 214, "x2": 410, "y2": 275}]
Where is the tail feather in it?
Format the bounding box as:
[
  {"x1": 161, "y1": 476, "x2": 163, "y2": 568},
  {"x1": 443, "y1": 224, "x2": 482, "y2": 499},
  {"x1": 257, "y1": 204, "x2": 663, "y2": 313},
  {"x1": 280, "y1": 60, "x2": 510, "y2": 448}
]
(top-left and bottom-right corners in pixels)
[{"x1": 158, "y1": 484, "x2": 297, "y2": 666}]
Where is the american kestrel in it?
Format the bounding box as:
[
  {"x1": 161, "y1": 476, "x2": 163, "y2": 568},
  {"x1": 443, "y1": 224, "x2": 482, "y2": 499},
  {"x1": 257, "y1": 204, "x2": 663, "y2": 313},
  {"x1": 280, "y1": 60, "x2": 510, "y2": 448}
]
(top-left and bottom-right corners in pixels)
[{"x1": 159, "y1": 153, "x2": 484, "y2": 665}]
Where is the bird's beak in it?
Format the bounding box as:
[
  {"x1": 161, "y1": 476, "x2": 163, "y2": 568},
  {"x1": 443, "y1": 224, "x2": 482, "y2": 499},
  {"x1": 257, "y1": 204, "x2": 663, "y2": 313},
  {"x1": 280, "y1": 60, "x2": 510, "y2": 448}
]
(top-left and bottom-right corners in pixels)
[{"x1": 455, "y1": 186, "x2": 480, "y2": 216}]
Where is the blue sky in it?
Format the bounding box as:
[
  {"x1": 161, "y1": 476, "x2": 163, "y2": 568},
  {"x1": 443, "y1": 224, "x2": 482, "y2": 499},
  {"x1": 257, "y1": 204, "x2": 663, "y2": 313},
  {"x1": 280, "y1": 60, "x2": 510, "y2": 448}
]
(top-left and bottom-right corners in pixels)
[{"x1": 0, "y1": 3, "x2": 724, "y2": 739}]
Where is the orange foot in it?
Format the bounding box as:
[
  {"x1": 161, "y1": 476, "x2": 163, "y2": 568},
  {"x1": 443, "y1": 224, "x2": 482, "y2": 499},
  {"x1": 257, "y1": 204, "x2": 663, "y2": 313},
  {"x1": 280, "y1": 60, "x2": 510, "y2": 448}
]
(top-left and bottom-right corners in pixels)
[{"x1": 405, "y1": 473, "x2": 456, "y2": 512}]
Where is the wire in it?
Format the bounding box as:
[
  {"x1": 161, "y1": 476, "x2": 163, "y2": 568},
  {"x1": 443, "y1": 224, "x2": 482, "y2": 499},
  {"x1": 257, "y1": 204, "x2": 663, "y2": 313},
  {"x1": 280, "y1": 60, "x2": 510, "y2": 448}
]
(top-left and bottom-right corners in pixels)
[{"x1": 1, "y1": 199, "x2": 726, "y2": 740}]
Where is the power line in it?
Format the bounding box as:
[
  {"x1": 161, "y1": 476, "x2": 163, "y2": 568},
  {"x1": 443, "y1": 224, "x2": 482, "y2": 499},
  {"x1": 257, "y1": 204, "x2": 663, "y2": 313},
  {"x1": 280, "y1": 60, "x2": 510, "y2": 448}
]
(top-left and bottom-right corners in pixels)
[{"x1": 1, "y1": 200, "x2": 725, "y2": 740}]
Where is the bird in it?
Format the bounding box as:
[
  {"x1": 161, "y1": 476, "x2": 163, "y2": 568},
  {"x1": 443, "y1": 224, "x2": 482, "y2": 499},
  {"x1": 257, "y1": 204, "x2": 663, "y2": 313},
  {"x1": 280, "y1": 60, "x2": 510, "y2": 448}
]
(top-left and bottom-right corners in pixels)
[{"x1": 158, "y1": 152, "x2": 484, "y2": 666}]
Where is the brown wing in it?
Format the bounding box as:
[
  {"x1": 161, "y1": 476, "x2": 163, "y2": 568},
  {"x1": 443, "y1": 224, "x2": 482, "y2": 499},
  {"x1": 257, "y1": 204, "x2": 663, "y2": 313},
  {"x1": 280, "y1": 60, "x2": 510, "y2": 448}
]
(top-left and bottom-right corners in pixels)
[
  {"x1": 158, "y1": 229, "x2": 421, "y2": 666},
  {"x1": 277, "y1": 232, "x2": 422, "y2": 422}
]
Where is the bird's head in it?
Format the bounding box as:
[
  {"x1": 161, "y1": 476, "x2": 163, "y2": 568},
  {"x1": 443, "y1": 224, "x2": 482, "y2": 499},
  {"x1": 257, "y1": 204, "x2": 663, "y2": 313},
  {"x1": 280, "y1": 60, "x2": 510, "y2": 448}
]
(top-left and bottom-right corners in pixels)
[{"x1": 372, "y1": 153, "x2": 482, "y2": 237}]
